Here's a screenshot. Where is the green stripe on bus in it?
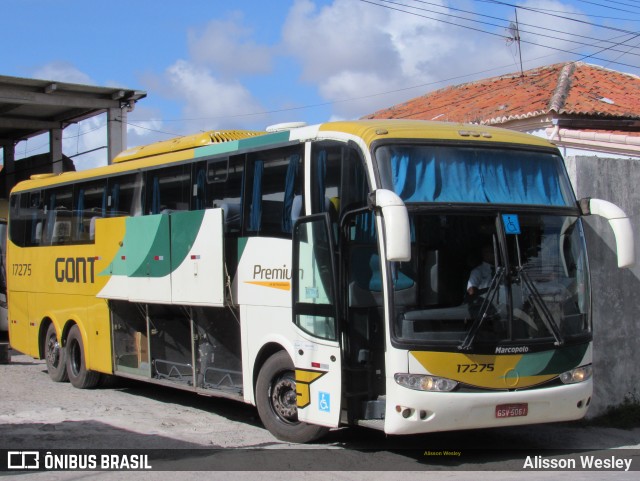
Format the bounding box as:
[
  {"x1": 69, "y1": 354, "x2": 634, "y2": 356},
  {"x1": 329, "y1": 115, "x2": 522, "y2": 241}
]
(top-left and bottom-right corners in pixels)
[
  {"x1": 170, "y1": 210, "x2": 206, "y2": 271},
  {"x1": 128, "y1": 215, "x2": 171, "y2": 278}
]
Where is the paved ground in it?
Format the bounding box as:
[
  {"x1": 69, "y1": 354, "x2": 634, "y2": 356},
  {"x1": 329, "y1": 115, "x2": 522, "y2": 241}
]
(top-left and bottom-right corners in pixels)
[{"x1": 1, "y1": 351, "x2": 638, "y2": 480}]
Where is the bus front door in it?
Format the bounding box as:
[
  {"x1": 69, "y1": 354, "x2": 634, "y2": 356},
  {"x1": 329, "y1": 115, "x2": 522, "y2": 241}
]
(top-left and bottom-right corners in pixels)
[{"x1": 292, "y1": 213, "x2": 342, "y2": 428}]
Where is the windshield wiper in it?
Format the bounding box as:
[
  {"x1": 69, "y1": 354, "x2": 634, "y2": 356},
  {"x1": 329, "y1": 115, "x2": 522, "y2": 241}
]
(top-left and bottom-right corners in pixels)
[
  {"x1": 459, "y1": 267, "x2": 504, "y2": 351},
  {"x1": 518, "y1": 268, "x2": 564, "y2": 346}
]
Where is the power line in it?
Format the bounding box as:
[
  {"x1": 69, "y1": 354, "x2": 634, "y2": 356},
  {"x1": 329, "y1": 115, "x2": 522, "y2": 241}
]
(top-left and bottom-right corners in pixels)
[
  {"x1": 119, "y1": 1, "x2": 640, "y2": 132},
  {"x1": 475, "y1": 0, "x2": 640, "y2": 32},
  {"x1": 361, "y1": 0, "x2": 640, "y2": 69},
  {"x1": 573, "y1": 0, "x2": 640, "y2": 15},
  {"x1": 391, "y1": 0, "x2": 640, "y2": 58}
]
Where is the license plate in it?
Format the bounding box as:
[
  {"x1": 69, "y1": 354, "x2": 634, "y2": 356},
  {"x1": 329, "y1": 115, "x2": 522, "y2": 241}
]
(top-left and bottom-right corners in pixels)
[{"x1": 495, "y1": 403, "x2": 528, "y2": 418}]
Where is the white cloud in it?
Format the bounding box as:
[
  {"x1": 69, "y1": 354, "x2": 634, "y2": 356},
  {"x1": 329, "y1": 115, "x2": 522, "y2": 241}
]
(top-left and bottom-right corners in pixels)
[
  {"x1": 281, "y1": 0, "x2": 596, "y2": 119},
  {"x1": 62, "y1": 114, "x2": 109, "y2": 170},
  {"x1": 281, "y1": 0, "x2": 500, "y2": 118},
  {"x1": 164, "y1": 60, "x2": 266, "y2": 131},
  {"x1": 283, "y1": 0, "x2": 401, "y2": 82},
  {"x1": 32, "y1": 61, "x2": 94, "y2": 85},
  {"x1": 187, "y1": 12, "x2": 273, "y2": 77},
  {"x1": 516, "y1": 0, "x2": 593, "y2": 64}
]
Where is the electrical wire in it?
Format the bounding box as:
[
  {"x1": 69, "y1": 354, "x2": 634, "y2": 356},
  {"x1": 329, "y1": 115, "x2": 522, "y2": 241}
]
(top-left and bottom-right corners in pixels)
[
  {"x1": 385, "y1": 0, "x2": 640, "y2": 58},
  {"x1": 74, "y1": 1, "x2": 640, "y2": 135}
]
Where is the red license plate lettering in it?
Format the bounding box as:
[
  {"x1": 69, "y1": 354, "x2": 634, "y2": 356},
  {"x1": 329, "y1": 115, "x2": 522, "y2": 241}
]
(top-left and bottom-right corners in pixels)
[{"x1": 495, "y1": 403, "x2": 528, "y2": 418}]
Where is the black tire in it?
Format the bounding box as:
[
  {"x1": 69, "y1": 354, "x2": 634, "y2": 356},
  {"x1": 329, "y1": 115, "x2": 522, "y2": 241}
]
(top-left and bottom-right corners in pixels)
[
  {"x1": 255, "y1": 351, "x2": 329, "y2": 443},
  {"x1": 65, "y1": 325, "x2": 100, "y2": 389},
  {"x1": 44, "y1": 323, "x2": 68, "y2": 382}
]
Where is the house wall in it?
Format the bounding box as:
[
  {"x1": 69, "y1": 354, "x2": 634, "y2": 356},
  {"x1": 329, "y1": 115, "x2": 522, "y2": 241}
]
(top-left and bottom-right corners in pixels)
[{"x1": 564, "y1": 155, "x2": 640, "y2": 416}]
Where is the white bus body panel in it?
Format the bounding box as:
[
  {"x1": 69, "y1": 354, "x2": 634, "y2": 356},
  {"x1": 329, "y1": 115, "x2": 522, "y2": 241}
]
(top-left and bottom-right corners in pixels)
[
  {"x1": 170, "y1": 209, "x2": 225, "y2": 306},
  {"x1": 383, "y1": 377, "x2": 592, "y2": 434},
  {"x1": 233, "y1": 237, "x2": 293, "y2": 307},
  {"x1": 294, "y1": 333, "x2": 342, "y2": 428}
]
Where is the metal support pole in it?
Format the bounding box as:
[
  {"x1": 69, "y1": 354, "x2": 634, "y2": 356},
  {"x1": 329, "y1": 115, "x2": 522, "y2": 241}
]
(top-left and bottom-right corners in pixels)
[
  {"x1": 107, "y1": 107, "x2": 126, "y2": 164},
  {"x1": 50, "y1": 128, "x2": 63, "y2": 174},
  {"x1": 1, "y1": 142, "x2": 15, "y2": 198}
]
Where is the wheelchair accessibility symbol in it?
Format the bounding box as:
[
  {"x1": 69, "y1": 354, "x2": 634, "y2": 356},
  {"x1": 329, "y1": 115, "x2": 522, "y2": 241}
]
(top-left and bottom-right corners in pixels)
[
  {"x1": 502, "y1": 214, "x2": 521, "y2": 235},
  {"x1": 319, "y1": 392, "x2": 331, "y2": 412}
]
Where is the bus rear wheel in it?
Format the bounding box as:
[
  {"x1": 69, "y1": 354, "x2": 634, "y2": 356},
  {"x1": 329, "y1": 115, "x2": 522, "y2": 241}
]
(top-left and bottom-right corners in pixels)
[
  {"x1": 65, "y1": 325, "x2": 100, "y2": 389},
  {"x1": 44, "y1": 323, "x2": 68, "y2": 382},
  {"x1": 255, "y1": 350, "x2": 328, "y2": 443}
]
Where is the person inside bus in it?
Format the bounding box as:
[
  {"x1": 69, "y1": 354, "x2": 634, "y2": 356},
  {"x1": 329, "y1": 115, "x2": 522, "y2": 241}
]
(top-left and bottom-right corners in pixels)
[{"x1": 466, "y1": 243, "x2": 496, "y2": 299}]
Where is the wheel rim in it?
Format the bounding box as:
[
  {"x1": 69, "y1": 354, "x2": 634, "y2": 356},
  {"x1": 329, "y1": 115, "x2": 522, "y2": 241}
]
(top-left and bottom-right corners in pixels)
[
  {"x1": 46, "y1": 334, "x2": 60, "y2": 368},
  {"x1": 69, "y1": 339, "x2": 81, "y2": 377},
  {"x1": 269, "y1": 371, "x2": 299, "y2": 424}
]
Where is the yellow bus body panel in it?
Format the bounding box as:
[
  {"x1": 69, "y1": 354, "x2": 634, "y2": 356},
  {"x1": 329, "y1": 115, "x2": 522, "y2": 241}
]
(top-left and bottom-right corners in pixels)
[{"x1": 7, "y1": 215, "x2": 126, "y2": 373}]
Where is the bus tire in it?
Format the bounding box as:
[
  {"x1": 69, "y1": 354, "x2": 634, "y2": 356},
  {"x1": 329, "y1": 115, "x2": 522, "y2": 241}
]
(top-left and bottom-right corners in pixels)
[
  {"x1": 65, "y1": 325, "x2": 100, "y2": 389},
  {"x1": 255, "y1": 350, "x2": 328, "y2": 443},
  {"x1": 44, "y1": 323, "x2": 68, "y2": 382}
]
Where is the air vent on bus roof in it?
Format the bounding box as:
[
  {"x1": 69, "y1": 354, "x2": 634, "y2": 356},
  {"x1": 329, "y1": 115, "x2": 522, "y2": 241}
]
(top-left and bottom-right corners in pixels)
[
  {"x1": 265, "y1": 122, "x2": 307, "y2": 132},
  {"x1": 29, "y1": 173, "x2": 56, "y2": 180},
  {"x1": 113, "y1": 130, "x2": 267, "y2": 163}
]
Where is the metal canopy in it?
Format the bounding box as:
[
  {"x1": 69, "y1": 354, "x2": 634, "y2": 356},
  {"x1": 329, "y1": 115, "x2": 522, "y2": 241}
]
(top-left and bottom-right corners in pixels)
[
  {"x1": 0, "y1": 75, "x2": 146, "y2": 195},
  {"x1": 0, "y1": 75, "x2": 146, "y2": 143}
]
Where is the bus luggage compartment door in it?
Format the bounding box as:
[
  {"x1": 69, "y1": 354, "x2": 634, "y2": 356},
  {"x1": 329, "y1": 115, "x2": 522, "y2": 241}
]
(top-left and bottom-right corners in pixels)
[{"x1": 170, "y1": 209, "x2": 224, "y2": 306}]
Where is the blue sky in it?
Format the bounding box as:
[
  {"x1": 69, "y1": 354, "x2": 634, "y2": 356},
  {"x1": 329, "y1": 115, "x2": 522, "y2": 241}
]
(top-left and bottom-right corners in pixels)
[{"x1": 3, "y1": 0, "x2": 640, "y2": 168}]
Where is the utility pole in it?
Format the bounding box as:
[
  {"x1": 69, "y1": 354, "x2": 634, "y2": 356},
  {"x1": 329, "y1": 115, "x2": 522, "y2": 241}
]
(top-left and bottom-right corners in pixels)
[{"x1": 514, "y1": 9, "x2": 524, "y2": 76}]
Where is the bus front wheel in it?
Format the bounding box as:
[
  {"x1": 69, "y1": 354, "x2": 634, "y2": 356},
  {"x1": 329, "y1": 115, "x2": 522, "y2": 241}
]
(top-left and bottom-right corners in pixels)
[
  {"x1": 44, "y1": 323, "x2": 68, "y2": 382},
  {"x1": 255, "y1": 350, "x2": 328, "y2": 443},
  {"x1": 65, "y1": 325, "x2": 100, "y2": 389}
]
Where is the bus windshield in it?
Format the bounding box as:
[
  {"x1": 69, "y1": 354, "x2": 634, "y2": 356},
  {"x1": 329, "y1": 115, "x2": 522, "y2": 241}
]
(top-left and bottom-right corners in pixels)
[
  {"x1": 392, "y1": 213, "x2": 591, "y2": 349},
  {"x1": 376, "y1": 144, "x2": 575, "y2": 206}
]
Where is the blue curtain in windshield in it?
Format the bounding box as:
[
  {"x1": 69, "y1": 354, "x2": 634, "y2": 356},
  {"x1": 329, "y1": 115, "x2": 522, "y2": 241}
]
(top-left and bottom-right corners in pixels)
[{"x1": 390, "y1": 147, "x2": 569, "y2": 206}]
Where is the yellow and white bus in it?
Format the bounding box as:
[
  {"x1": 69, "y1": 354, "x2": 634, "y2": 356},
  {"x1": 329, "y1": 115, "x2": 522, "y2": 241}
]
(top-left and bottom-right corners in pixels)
[{"x1": 7, "y1": 120, "x2": 634, "y2": 443}]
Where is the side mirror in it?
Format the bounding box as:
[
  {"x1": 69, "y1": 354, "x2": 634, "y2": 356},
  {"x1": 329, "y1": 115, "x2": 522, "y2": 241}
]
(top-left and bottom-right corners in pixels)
[
  {"x1": 580, "y1": 197, "x2": 635, "y2": 268},
  {"x1": 369, "y1": 189, "x2": 411, "y2": 262}
]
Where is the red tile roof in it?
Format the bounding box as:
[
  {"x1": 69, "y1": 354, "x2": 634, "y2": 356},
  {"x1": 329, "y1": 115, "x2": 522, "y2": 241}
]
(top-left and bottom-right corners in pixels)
[{"x1": 364, "y1": 62, "x2": 640, "y2": 124}]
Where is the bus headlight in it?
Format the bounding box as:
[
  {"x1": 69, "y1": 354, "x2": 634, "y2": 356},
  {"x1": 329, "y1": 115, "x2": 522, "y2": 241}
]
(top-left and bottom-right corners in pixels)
[
  {"x1": 394, "y1": 373, "x2": 458, "y2": 392},
  {"x1": 559, "y1": 365, "x2": 593, "y2": 384}
]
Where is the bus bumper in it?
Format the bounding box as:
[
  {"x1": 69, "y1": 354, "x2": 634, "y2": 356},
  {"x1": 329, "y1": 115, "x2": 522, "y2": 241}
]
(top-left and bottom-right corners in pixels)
[{"x1": 383, "y1": 379, "x2": 592, "y2": 435}]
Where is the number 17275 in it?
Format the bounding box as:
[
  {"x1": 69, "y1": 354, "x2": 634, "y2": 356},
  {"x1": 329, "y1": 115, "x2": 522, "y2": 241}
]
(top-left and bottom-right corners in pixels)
[
  {"x1": 456, "y1": 363, "x2": 494, "y2": 373},
  {"x1": 12, "y1": 263, "x2": 32, "y2": 276}
]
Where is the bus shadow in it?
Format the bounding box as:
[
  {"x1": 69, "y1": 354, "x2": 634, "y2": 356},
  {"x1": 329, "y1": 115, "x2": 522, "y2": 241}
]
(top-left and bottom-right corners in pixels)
[
  {"x1": 24, "y1": 358, "x2": 640, "y2": 470},
  {"x1": 80, "y1": 375, "x2": 640, "y2": 449},
  {"x1": 322, "y1": 422, "x2": 640, "y2": 469}
]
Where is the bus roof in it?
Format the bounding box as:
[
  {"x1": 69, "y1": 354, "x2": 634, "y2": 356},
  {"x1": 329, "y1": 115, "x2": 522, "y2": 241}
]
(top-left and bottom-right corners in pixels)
[
  {"x1": 112, "y1": 130, "x2": 267, "y2": 163},
  {"x1": 318, "y1": 119, "x2": 556, "y2": 149},
  {"x1": 10, "y1": 120, "x2": 557, "y2": 194}
]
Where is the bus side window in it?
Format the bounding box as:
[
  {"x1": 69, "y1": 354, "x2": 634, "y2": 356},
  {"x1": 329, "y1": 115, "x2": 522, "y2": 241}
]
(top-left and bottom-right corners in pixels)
[
  {"x1": 311, "y1": 144, "x2": 342, "y2": 247},
  {"x1": 107, "y1": 173, "x2": 143, "y2": 217},
  {"x1": 73, "y1": 180, "x2": 106, "y2": 243},
  {"x1": 192, "y1": 165, "x2": 207, "y2": 211},
  {"x1": 246, "y1": 148, "x2": 302, "y2": 238},
  {"x1": 282, "y1": 153, "x2": 301, "y2": 234},
  {"x1": 211, "y1": 155, "x2": 243, "y2": 233},
  {"x1": 28, "y1": 192, "x2": 45, "y2": 246},
  {"x1": 43, "y1": 186, "x2": 73, "y2": 245},
  {"x1": 9, "y1": 193, "x2": 40, "y2": 248},
  {"x1": 146, "y1": 165, "x2": 190, "y2": 215}
]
